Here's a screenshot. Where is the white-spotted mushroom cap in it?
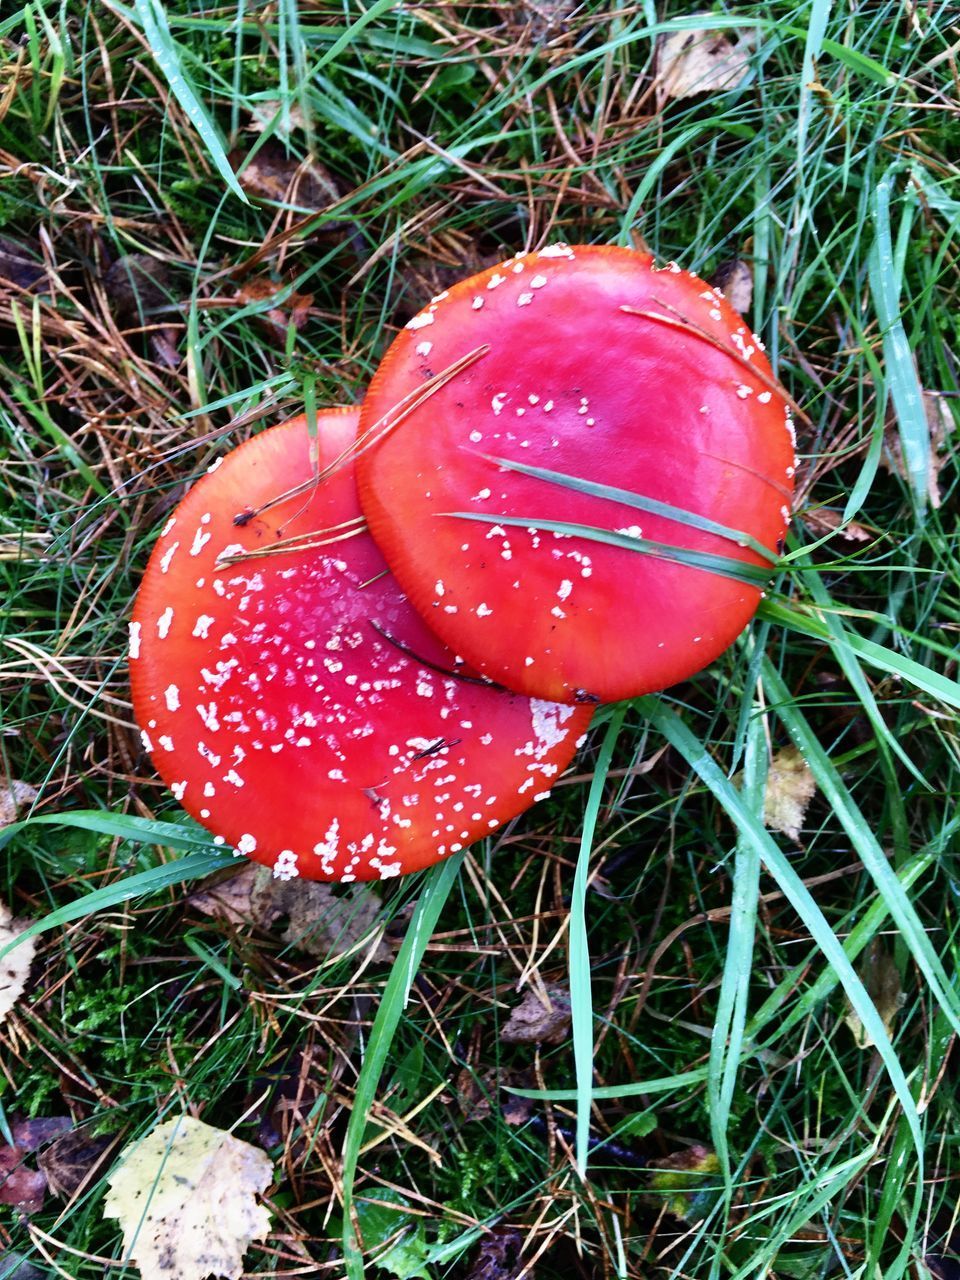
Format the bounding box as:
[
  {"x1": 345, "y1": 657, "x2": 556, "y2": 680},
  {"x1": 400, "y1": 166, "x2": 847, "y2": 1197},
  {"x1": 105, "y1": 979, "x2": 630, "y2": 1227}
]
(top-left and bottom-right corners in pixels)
[
  {"x1": 129, "y1": 408, "x2": 593, "y2": 882},
  {"x1": 356, "y1": 244, "x2": 796, "y2": 704}
]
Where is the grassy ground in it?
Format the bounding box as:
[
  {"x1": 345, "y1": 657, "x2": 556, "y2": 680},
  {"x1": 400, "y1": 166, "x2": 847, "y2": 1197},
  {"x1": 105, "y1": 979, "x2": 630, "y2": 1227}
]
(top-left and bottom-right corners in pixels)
[{"x1": 2, "y1": 1, "x2": 960, "y2": 1277}]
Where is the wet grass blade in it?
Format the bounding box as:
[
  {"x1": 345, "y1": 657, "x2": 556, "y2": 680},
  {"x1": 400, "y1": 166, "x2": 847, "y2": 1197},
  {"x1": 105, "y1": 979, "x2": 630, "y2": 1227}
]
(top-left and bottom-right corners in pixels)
[
  {"x1": 341, "y1": 852, "x2": 465, "y2": 1280},
  {"x1": 119, "y1": 0, "x2": 249, "y2": 204},
  {"x1": 570, "y1": 707, "x2": 626, "y2": 1173},
  {"x1": 475, "y1": 453, "x2": 779, "y2": 563},
  {"x1": 444, "y1": 514, "x2": 773, "y2": 587}
]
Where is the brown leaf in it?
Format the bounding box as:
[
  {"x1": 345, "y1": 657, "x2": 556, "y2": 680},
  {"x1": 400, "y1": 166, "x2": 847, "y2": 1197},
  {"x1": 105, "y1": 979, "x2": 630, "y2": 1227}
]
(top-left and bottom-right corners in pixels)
[
  {"x1": 800, "y1": 507, "x2": 873, "y2": 543},
  {"x1": 500, "y1": 985, "x2": 571, "y2": 1045},
  {"x1": 395, "y1": 248, "x2": 501, "y2": 323},
  {"x1": 0, "y1": 236, "x2": 45, "y2": 290},
  {"x1": 234, "y1": 277, "x2": 314, "y2": 343},
  {"x1": 0, "y1": 1146, "x2": 46, "y2": 1215},
  {"x1": 230, "y1": 139, "x2": 339, "y2": 211},
  {"x1": 103, "y1": 254, "x2": 175, "y2": 322},
  {"x1": 456, "y1": 1067, "x2": 534, "y2": 1125},
  {"x1": 190, "y1": 865, "x2": 392, "y2": 962},
  {"x1": 250, "y1": 874, "x2": 392, "y2": 962},
  {"x1": 843, "y1": 939, "x2": 904, "y2": 1049},
  {"x1": 188, "y1": 864, "x2": 260, "y2": 925},
  {"x1": 881, "y1": 390, "x2": 955, "y2": 509},
  {"x1": 11, "y1": 1116, "x2": 72, "y2": 1152},
  {"x1": 656, "y1": 20, "x2": 756, "y2": 100},
  {"x1": 763, "y1": 746, "x2": 816, "y2": 843},
  {"x1": 0, "y1": 778, "x2": 37, "y2": 827},
  {"x1": 463, "y1": 1226, "x2": 524, "y2": 1280},
  {"x1": 36, "y1": 1127, "x2": 114, "y2": 1198},
  {"x1": 709, "y1": 259, "x2": 753, "y2": 317}
]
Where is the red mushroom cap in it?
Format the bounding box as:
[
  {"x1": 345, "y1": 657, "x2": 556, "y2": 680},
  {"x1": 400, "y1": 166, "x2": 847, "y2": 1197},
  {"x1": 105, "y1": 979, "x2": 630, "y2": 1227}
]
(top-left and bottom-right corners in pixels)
[
  {"x1": 129, "y1": 408, "x2": 592, "y2": 881},
  {"x1": 356, "y1": 245, "x2": 796, "y2": 703}
]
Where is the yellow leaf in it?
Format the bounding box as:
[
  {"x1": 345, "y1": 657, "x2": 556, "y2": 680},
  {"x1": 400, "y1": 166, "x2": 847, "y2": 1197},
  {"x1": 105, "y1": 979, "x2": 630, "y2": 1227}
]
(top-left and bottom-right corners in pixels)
[
  {"x1": 104, "y1": 1117, "x2": 273, "y2": 1280},
  {"x1": 0, "y1": 900, "x2": 34, "y2": 1027},
  {"x1": 763, "y1": 747, "x2": 816, "y2": 843}
]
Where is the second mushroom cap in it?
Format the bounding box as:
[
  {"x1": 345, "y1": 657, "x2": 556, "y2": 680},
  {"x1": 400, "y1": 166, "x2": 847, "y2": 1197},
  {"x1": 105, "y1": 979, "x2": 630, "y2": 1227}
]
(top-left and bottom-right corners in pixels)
[{"x1": 356, "y1": 244, "x2": 795, "y2": 703}]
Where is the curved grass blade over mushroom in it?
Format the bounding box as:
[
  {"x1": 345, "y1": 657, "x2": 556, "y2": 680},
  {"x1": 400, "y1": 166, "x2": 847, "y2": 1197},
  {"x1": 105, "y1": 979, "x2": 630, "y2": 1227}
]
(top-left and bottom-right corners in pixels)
[
  {"x1": 473, "y1": 452, "x2": 781, "y2": 563},
  {"x1": 442, "y1": 513, "x2": 775, "y2": 588}
]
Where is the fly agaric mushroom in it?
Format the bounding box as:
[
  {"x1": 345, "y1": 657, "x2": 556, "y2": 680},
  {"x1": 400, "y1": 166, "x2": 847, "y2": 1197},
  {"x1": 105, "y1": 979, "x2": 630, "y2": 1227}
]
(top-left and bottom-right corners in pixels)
[
  {"x1": 356, "y1": 244, "x2": 795, "y2": 704},
  {"x1": 129, "y1": 408, "x2": 592, "y2": 881}
]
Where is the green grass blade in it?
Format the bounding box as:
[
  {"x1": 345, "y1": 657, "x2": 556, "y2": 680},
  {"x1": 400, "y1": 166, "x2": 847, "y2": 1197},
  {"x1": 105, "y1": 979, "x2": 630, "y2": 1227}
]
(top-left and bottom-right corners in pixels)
[
  {"x1": 869, "y1": 169, "x2": 928, "y2": 515},
  {"x1": 117, "y1": 0, "x2": 249, "y2": 205},
  {"x1": 475, "y1": 453, "x2": 779, "y2": 563},
  {"x1": 760, "y1": 599, "x2": 960, "y2": 710},
  {"x1": 706, "y1": 711, "x2": 763, "y2": 1231},
  {"x1": 341, "y1": 851, "x2": 465, "y2": 1280},
  {"x1": 634, "y1": 694, "x2": 922, "y2": 1279},
  {"x1": 570, "y1": 708, "x2": 626, "y2": 1174},
  {"x1": 761, "y1": 659, "x2": 960, "y2": 1037},
  {"x1": 444, "y1": 514, "x2": 773, "y2": 587}
]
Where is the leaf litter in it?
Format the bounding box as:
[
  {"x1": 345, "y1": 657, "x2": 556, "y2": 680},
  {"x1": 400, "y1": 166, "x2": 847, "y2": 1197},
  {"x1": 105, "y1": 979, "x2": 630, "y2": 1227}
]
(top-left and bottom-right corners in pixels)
[
  {"x1": 189, "y1": 863, "x2": 393, "y2": 962},
  {"x1": 500, "y1": 984, "x2": 571, "y2": 1045},
  {"x1": 656, "y1": 18, "x2": 756, "y2": 101}
]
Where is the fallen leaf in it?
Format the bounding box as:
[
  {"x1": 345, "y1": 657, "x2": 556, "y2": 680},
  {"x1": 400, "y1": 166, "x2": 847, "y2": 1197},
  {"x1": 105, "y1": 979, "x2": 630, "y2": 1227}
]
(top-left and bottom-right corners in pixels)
[
  {"x1": 37, "y1": 1126, "x2": 114, "y2": 1198},
  {"x1": 0, "y1": 1116, "x2": 72, "y2": 1218},
  {"x1": 230, "y1": 139, "x2": 339, "y2": 211},
  {"x1": 246, "y1": 101, "x2": 310, "y2": 138},
  {"x1": 500, "y1": 985, "x2": 571, "y2": 1046},
  {"x1": 646, "y1": 1144, "x2": 721, "y2": 1223},
  {"x1": 0, "y1": 778, "x2": 37, "y2": 827},
  {"x1": 103, "y1": 1116, "x2": 273, "y2": 1280},
  {"x1": 395, "y1": 247, "x2": 501, "y2": 322},
  {"x1": 0, "y1": 900, "x2": 34, "y2": 1027},
  {"x1": 0, "y1": 1147, "x2": 46, "y2": 1216},
  {"x1": 881, "y1": 390, "x2": 955, "y2": 509},
  {"x1": 104, "y1": 254, "x2": 174, "y2": 322},
  {"x1": 190, "y1": 865, "x2": 392, "y2": 962},
  {"x1": 463, "y1": 1226, "x2": 524, "y2": 1280},
  {"x1": 843, "y1": 939, "x2": 904, "y2": 1049},
  {"x1": 234, "y1": 277, "x2": 314, "y2": 343},
  {"x1": 189, "y1": 864, "x2": 261, "y2": 925},
  {"x1": 250, "y1": 873, "x2": 392, "y2": 962},
  {"x1": 0, "y1": 1251, "x2": 45, "y2": 1280},
  {"x1": 515, "y1": 0, "x2": 577, "y2": 40},
  {"x1": 103, "y1": 254, "x2": 182, "y2": 366},
  {"x1": 800, "y1": 507, "x2": 873, "y2": 542},
  {"x1": 0, "y1": 237, "x2": 45, "y2": 290},
  {"x1": 709, "y1": 258, "x2": 753, "y2": 316},
  {"x1": 656, "y1": 19, "x2": 756, "y2": 100},
  {"x1": 456, "y1": 1068, "x2": 534, "y2": 1126},
  {"x1": 763, "y1": 746, "x2": 816, "y2": 843}
]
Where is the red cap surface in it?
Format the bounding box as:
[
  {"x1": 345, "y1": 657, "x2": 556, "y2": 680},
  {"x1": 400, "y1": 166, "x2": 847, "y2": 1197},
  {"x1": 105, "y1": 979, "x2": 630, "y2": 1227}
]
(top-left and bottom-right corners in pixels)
[
  {"x1": 129, "y1": 408, "x2": 592, "y2": 881},
  {"x1": 356, "y1": 245, "x2": 796, "y2": 703}
]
